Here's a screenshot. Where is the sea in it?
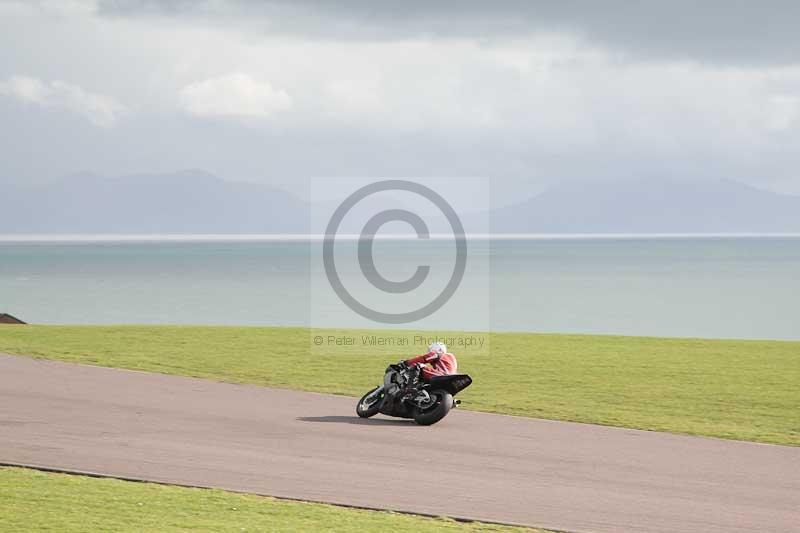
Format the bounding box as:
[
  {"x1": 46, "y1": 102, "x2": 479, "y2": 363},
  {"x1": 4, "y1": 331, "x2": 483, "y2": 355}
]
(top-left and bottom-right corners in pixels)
[{"x1": 1, "y1": 235, "x2": 799, "y2": 341}]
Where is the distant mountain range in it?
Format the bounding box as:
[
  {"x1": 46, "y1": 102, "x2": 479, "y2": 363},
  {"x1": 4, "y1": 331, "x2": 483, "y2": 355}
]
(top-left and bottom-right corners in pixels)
[
  {"x1": 2, "y1": 172, "x2": 800, "y2": 234},
  {"x1": 491, "y1": 178, "x2": 800, "y2": 233},
  {"x1": 0, "y1": 171, "x2": 308, "y2": 234}
]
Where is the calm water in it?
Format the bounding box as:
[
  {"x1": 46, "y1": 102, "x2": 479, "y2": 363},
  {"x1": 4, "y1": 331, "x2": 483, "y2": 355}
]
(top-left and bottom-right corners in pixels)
[{"x1": 1, "y1": 237, "x2": 799, "y2": 340}]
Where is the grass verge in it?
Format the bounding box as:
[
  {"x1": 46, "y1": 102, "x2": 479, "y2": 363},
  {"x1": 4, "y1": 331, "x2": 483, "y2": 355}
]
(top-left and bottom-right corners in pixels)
[
  {"x1": 0, "y1": 325, "x2": 798, "y2": 445},
  {"x1": 0, "y1": 467, "x2": 539, "y2": 532}
]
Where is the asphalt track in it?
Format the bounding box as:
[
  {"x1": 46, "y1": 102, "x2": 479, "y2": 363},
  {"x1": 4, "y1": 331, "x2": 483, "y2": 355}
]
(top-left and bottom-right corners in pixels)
[{"x1": 1, "y1": 354, "x2": 798, "y2": 533}]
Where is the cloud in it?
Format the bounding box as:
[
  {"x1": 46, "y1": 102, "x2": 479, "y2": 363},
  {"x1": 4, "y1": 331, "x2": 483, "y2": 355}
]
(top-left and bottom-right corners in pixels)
[
  {"x1": 0, "y1": 0, "x2": 97, "y2": 16},
  {"x1": 179, "y1": 73, "x2": 292, "y2": 119},
  {"x1": 4, "y1": 2, "x2": 800, "y2": 197},
  {"x1": 96, "y1": 0, "x2": 800, "y2": 66},
  {"x1": 0, "y1": 75, "x2": 126, "y2": 126}
]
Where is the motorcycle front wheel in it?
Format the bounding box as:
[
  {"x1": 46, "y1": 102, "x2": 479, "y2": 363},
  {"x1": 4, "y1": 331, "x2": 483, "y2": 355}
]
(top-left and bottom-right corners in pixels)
[
  {"x1": 356, "y1": 386, "x2": 384, "y2": 418},
  {"x1": 413, "y1": 390, "x2": 453, "y2": 426}
]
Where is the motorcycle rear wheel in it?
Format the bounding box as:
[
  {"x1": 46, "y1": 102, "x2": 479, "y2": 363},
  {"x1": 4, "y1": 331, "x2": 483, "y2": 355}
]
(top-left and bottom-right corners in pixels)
[
  {"x1": 356, "y1": 387, "x2": 384, "y2": 418},
  {"x1": 413, "y1": 390, "x2": 453, "y2": 426}
]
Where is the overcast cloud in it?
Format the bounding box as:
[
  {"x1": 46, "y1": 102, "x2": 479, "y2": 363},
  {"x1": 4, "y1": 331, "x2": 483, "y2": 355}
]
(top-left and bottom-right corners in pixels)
[
  {"x1": 0, "y1": 74, "x2": 126, "y2": 126},
  {"x1": 1, "y1": 0, "x2": 799, "y2": 202}
]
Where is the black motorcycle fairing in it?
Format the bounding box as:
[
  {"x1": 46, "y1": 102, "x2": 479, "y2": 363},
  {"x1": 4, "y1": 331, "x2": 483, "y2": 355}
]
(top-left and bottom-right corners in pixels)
[
  {"x1": 378, "y1": 389, "x2": 414, "y2": 418},
  {"x1": 378, "y1": 368, "x2": 413, "y2": 418}
]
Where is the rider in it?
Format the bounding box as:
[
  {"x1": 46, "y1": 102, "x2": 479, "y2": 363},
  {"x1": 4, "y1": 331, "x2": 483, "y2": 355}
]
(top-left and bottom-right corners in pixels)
[{"x1": 401, "y1": 342, "x2": 457, "y2": 381}]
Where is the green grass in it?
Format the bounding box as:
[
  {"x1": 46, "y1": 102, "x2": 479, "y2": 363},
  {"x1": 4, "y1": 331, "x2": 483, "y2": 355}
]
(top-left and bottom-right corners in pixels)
[
  {"x1": 0, "y1": 325, "x2": 798, "y2": 445},
  {"x1": 0, "y1": 467, "x2": 538, "y2": 532}
]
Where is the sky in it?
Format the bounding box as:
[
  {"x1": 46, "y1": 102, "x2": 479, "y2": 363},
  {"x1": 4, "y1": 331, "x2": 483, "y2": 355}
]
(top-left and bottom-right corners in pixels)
[{"x1": 1, "y1": 0, "x2": 800, "y2": 205}]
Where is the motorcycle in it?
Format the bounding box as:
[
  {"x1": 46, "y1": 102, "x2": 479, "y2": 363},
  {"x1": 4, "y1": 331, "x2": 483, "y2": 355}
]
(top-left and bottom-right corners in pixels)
[{"x1": 355, "y1": 362, "x2": 473, "y2": 425}]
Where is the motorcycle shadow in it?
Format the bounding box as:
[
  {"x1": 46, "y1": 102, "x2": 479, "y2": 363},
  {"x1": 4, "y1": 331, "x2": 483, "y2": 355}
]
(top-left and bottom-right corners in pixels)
[{"x1": 296, "y1": 415, "x2": 415, "y2": 426}]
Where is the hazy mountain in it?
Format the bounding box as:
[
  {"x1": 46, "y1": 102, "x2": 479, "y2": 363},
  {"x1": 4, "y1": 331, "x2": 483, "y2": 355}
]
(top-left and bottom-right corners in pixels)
[
  {"x1": 2, "y1": 174, "x2": 800, "y2": 234},
  {"x1": 490, "y1": 178, "x2": 800, "y2": 233},
  {"x1": 0, "y1": 171, "x2": 310, "y2": 234}
]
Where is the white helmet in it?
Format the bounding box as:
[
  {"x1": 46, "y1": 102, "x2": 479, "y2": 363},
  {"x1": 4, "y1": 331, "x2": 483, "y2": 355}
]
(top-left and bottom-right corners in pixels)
[{"x1": 428, "y1": 342, "x2": 447, "y2": 355}]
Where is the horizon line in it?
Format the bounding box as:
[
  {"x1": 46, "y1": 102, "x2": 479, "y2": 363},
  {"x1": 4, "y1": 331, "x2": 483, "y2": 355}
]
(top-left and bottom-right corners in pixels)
[{"x1": 2, "y1": 233, "x2": 800, "y2": 243}]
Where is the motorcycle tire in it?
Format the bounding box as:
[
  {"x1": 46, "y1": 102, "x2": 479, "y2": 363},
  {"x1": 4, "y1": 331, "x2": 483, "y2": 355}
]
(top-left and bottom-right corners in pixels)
[
  {"x1": 413, "y1": 390, "x2": 453, "y2": 426},
  {"x1": 356, "y1": 387, "x2": 384, "y2": 418}
]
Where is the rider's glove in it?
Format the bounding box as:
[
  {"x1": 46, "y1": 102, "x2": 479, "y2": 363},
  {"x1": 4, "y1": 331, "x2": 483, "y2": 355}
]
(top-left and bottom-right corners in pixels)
[{"x1": 397, "y1": 360, "x2": 409, "y2": 370}]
